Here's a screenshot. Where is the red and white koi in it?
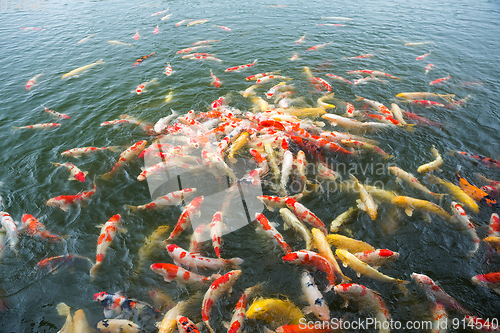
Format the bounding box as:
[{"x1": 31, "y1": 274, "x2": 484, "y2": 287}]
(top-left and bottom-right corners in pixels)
[
  {"x1": 449, "y1": 202, "x2": 480, "y2": 256},
  {"x1": 153, "y1": 25, "x2": 159, "y2": 34},
  {"x1": 246, "y1": 71, "x2": 280, "y2": 81},
  {"x1": 411, "y1": 273, "x2": 471, "y2": 316},
  {"x1": 191, "y1": 55, "x2": 222, "y2": 62},
  {"x1": 311, "y1": 77, "x2": 332, "y2": 91},
  {"x1": 164, "y1": 63, "x2": 174, "y2": 76},
  {"x1": 249, "y1": 148, "x2": 268, "y2": 171},
  {"x1": 290, "y1": 53, "x2": 300, "y2": 61},
  {"x1": 210, "y1": 211, "x2": 224, "y2": 258},
  {"x1": 429, "y1": 74, "x2": 451, "y2": 86},
  {"x1": 46, "y1": 182, "x2": 97, "y2": 211},
  {"x1": 226, "y1": 285, "x2": 260, "y2": 333},
  {"x1": 279, "y1": 150, "x2": 294, "y2": 196},
  {"x1": 215, "y1": 25, "x2": 231, "y2": 31},
  {"x1": 187, "y1": 19, "x2": 209, "y2": 26},
  {"x1": 344, "y1": 54, "x2": 374, "y2": 59},
  {"x1": 342, "y1": 139, "x2": 391, "y2": 158},
  {"x1": 348, "y1": 70, "x2": 400, "y2": 80},
  {"x1": 175, "y1": 19, "x2": 193, "y2": 26},
  {"x1": 90, "y1": 214, "x2": 124, "y2": 280},
  {"x1": 282, "y1": 250, "x2": 337, "y2": 288},
  {"x1": 25, "y1": 72, "x2": 43, "y2": 91},
  {"x1": 13, "y1": 123, "x2": 61, "y2": 131},
  {"x1": 20, "y1": 27, "x2": 43, "y2": 30},
  {"x1": 166, "y1": 244, "x2": 243, "y2": 270},
  {"x1": 182, "y1": 52, "x2": 215, "y2": 59},
  {"x1": 20, "y1": 214, "x2": 63, "y2": 243},
  {"x1": 100, "y1": 140, "x2": 147, "y2": 180},
  {"x1": 353, "y1": 249, "x2": 399, "y2": 268},
  {"x1": 161, "y1": 13, "x2": 172, "y2": 20},
  {"x1": 126, "y1": 188, "x2": 196, "y2": 212},
  {"x1": 471, "y1": 272, "x2": 500, "y2": 295},
  {"x1": 210, "y1": 69, "x2": 222, "y2": 88},
  {"x1": 151, "y1": 8, "x2": 169, "y2": 16},
  {"x1": 409, "y1": 100, "x2": 445, "y2": 107},
  {"x1": 306, "y1": 42, "x2": 331, "y2": 51},
  {"x1": 254, "y1": 213, "x2": 292, "y2": 254},
  {"x1": 189, "y1": 224, "x2": 207, "y2": 253},
  {"x1": 488, "y1": 213, "x2": 500, "y2": 237},
  {"x1": 192, "y1": 39, "x2": 220, "y2": 46},
  {"x1": 150, "y1": 263, "x2": 219, "y2": 287},
  {"x1": 325, "y1": 73, "x2": 353, "y2": 85},
  {"x1": 134, "y1": 78, "x2": 158, "y2": 95},
  {"x1": 266, "y1": 82, "x2": 292, "y2": 99},
  {"x1": 355, "y1": 95, "x2": 392, "y2": 116},
  {"x1": 61, "y1": 146, "x2": 121, "y2": 158},
  {"x1": 322, "y1": 113, "x2": 389, "y2": 131},
  {"x1": 225, "y1": 59, "x2": 258, "y2": 72},
  {"x1": 36, "y1": 254, "x2": 93, "y2": 272},
  {"x1": 134, "y1": 30, "x2": 140, "y2": 40},
  {"x1": 176, "y1": 45, "x2": 210, "y2": 54},
  {"x1": 51, "y1": 162, "x2": 88, "y2": 182},
  {"x1": 167, "y1": 196, "x2": 204, "y2": 242},
  {"x1": 285, "y1": 198, "x2": 328, "y2": 235},
  {"x1": 425, "y1": 63, "x2": 434, "y2": 75},
  {"x1": 295, "y1": 34, "x2": 306, "y2": 44},
  {"x1": 257, "y1": 194, "x2": 302, "y2": 212},
  {"x1": 317, "y1": 23, "x2": 345, "y2": 27},
  {"x1": 256, "y1": 75, "x2": 291, "y2": 85},
  {"x1": 0, "y1": 211, "x2": 18, "y2": 252},
  {"x1": 445, "y1": 94, "x2": 471, "y2": 109},
  {"x1": 177, "y1": 316, "x2": 201, "y2": 333},
  {"x1": 334, "y1": 283, "x2": 391, "y2": 333},
  {"x1": 43, "y1": 106, "x2": 70, "y2": 119},
  {"x1": 202, "y1": 270, "x2": 242, "y2": 333},
  {"x1": 301, "y1": 271, "x2": 330, "y2": 320},
  {"x1": 416, "y1": 52, "x2": 431, "y2": 60}
]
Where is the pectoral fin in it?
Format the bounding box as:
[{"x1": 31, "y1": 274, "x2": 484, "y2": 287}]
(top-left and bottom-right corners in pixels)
[{"x1": 404, "y1": 207, "x2": 413, "y2": 216}]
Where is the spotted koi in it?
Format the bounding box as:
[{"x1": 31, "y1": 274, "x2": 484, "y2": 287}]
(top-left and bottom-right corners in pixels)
[
  {"x1": 20, "y1": 214, "x2": 63, "y2": 243},
  {"x1": 150, "y1": 263, "x2": 219, "y2": 287},
  {"x1": 225, "y1": 59, "x2": 258, "y2": 72},
  {"x1": 166, "y1": 244, "x2": 243, "y2": 270},
  {"x1": 254, "y1": 213, "x2": 292, "y2": 254},
  {"x1": 133, "y1": 52, "x2": 156, "y2": 67},
  {"x1": 46, "y1": 182, "x2": 97, "y2": 211},
  {"x1": 100, "y1": 141, "x2": 147, "y2": 180},
  {"x1": 125, "y1": 188, "x2": 196, "y2": 213},
  {"x1": 93, "y1": 290, "x2": 160, "y2": 319},
  {"x1": 167, "y1": 196, "x2": 204, "y2": 241},
  {"x1": 283, "y1": 250, "x2": 337, "y2": 289},
  {"x1": 90, "y1": 215, "x2": 124, "y2": 280},
  {"x1": 51, "y1": 162, "x2": 88, "y2": 182}
]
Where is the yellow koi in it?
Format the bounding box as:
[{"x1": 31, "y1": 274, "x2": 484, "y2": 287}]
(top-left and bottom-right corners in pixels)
[
  {"x1": 326, "y1": 234, "x2": 375, "y2": 253},
  {"x1": 417, "y1": 145, "x2": 443, "y2": 173},
  {"x1": 227, "y1": 131, "x2": 250, "y2": 163},
  {"x1": 62, "y1": 59, "x2": 104, "y2": 79},
  {"x1": 246, "y1": 298, "x2": 305, "y2": 326},
  {"x1": 426, "y1": 175, "x2": 479, "y2": 213},
  {"x1": 317, "y1": 93, "x2": 336, "y2": 109},
  {"x1": 350, "y1": 175, "x2": 378, "y2": 220},
  {"x1": 330, "y1": 207, "x2": 358, "y2": 232},
  {"x1": 391, "y1": 196, "x2": 452, "y2": 220},
  {"x1": 312, "y1": 228, "x2": 350, "y2": 283}
]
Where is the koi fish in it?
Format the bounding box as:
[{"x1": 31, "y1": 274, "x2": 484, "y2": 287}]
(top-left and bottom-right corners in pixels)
[
  {"x1": 96, "y1": 319, "x2": 142, "y2": 333},
  {"x1": 350, "y1": 175, "x2": 378, "y2": 220},
  {"x1": 405, "y1": 41, "x2": 434, "y2": 46},
  {"x1": 449, "y1": 202, "x2": 480, "y2": 256},
  {"x1": 471, "y1": 272, "x2": 500, "y2": 295},
  {"x1": 247, "y1": 299, "x2": 305, "y2": 328},
  {"x1": 51, "y1": 162, "x2": 88, "y2": 182},
  {"x1": 151, "y1": 8, "x2": 169, "y2": 16},
  {"x1": 416, "y1": 52, "x2": 431, "y2": 60},
  {"x1": 283, "y1": 250, "x2": 338, "y2": 289},
  {"x1": 90, "y1": 215, "x2": 125, "y2": 280},
  {"x1": 301, "y1": 271, "x2": 330, "y2": 320},
  {"x1": 429, "y1": 74, "x2": 451, "y2": 85},
  {"x1": 353, "y1": 249, "x2": 399, "y2": 268},
  {"x1": 202, "y1": 270, "x2": 242, "y2": 333},
  {"x1": 280, "y1": 150, "x2": 294, "y2": 195},
  {"x1": 61, "y1": 59, "x2": 104, "y2": 79},
  {"x1": 411, "y1": 273, "x2": 471, "y2": 315},
  {"x1": 330, "y1": 207, "x2": 357, "y2": 233},
  {"x1": 36, "y1": 254, "x2": 92, "y2": 272},
  {"x1": 150, "y1": 263, "x2": 219, "y2": 287},
  {"x1": 153, "y1": 25, "x2": 159, "y2": 34},
  {"x1": 355, "y1": 95, "x2": 392, "y2": 116},
  {"x1": 348, "y1": 70, "x2": 401, "y2": 79},
  {"x1": 225, "y1": 59, "x2": 258, "y2": 72},
  {"x1": 43, "y1": 106, "x2": 70, "y2": 119},
  {"x1": 215, "y1": 25, "x2": 231, "y2": 31},
  {"x1": 445, "y1": 94, "x2": 471, "y2": 109},
  {"x1": 161, "y1": 13, "x2": 172, "y2": 20},
  {"x1": 134, "y1": 225, "x2": 170, "y2": 276},
  {"x1": 77, "y1": 33, "x2": 97, "y2": 44},
  {"x1": 0, "y1": 211, "x2": 18, "y2": 252},
  {"x1": 254, "y1": 213, "x2": 292, "y2": 254},
  {"x1": 342, "y1": 139, "x2": 392, "y2": 158},
  {"x1": 290, "y1": 53, "x2": 300, "y2": 61},
  {"x1": 344, "y1": 54, "x2": 374, "y2": 59},
  {"x1": 25, "y1": 72, "x2": 43, "y2": 90},
  {"x1": 426, "y1": 175, "x2": 479, "y2": 213},
  {"x1": 390, "y1": 103, "x2": 407, "y2": 125},
  {"x1": 325, "y1": 73, "x2": 353, "y2": 84},
  {"x1": 187, "y1": 19, "x2": 209, "y2": 26},
  {"x1": 256, "y1": 75, "x2": 291, "y2": 84},
  {"x1": 391, "y1": 196, "x2": 451, "y2": 220},
  {"x1": 226, "y1": 285, "x2": 260, "y2": 333},
  {"x1": 488, "y1": 213, "x2": 500, "y2": 237},
  {"x1": 94, "y1": 291, "x2": 161, "y2": 319},
  {"x1": 425, "y1": 63, "x2": 434, "y2": 75},
  {"x1": 246, "y1": 71, "x2": 280, "y2": 81},
  {"x1": 285, "y1": 198, "x2": 328, "y2": 235},
  {"x1": 456, "y1": 166, "x2": 497, "y2": 206},
  {"x1": 46, "y1": 182, "x2": 97, "y2": 211},
  {"x1": 61, "y1": 146, "x2": 121, "y2": 158},
  {"x1": 126, "y1": 188, "x2": 196, "y2": 213},
  {"x1": 175, "y1": 19, "x2": 193, "y2": 26},
  {"x1": 177, "y1": 316, "x2": 201, "y2": 333},
  {"x1": 396, "y1": 92, "x2": 455, "y2": 102},
  {"x1": 20, "y1": 27, "x2": 44, "y2": 30},
  {"x1": 417, "y1": 145, "x2": 443, "y2": 173},
  {"x1": 306, "y1": 42, "x2": 331, "y2": 51},
  {"x1": 134, "y1": 30, "x2": 140, "y2": 40},
  {"x1": 167, "y1": 196, "x2": 204, "y2": 241},
  {"x1": 453, "y1": 151, "x2": 500, "y2": 168},
  {"x1": 322, "y1": 114, "x2": 389, "y2": 131},
  {"x1": 295, "y1": 34, "x2": 306, "y2": 44},
  {"x1": 334, "y1": 283, "x2": 391, "y2": 332},
  {"x1": 210, "y1": 69, "x2": 221, "y2": 88},
  {"x1": 133, "y1": 52, "x2": 155, "y2": 67},
  {"x1": 389, "y1": 166, "x2": 446, "y2": 198},
  {"x1": 12, "y1": 123, "x2": 61, "y2": 131},
  {"x1": 257, "y1": 194, "x2": 302, "y2": 212},
  {"x1": 20, "y1": 214, "x2": 63, "y2": 243},
  {"x1": 354, "y1": 77, "x2": 387, "y2": 85},
  {"x1": 403, "y1": 111, "x2": 443, "y2": 127},
  {"x1": 134, "y1": 78, "x2": 158, "y2": 95},
  {"x1": 176, "y1": 45, "x2": 210, "y2": 54},
  {"x1": 317, "y1": 23, "x2": 345, "y2": 27},
  {"x1": 336, "y1": 249, "x2": 408, "y2": 285},
  {"x1": 166, "y1": 244, "x2": 243, "y2": 270},
  {"x1": 210, "y1": 211, "x2": 224, "y2": 258},
  {"x1": 100, "y1": 140, "x2": 147, "y2": 180}
]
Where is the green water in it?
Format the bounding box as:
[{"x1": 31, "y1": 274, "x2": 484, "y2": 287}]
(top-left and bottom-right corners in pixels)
[{"x1": 1, "y1": 0, "x2": 500, "y2": 331}]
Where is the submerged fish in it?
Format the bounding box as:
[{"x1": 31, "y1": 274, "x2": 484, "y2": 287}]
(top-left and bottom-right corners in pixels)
[{"x1": 61, "y1": 59, "x2": 104, "y2": 79}]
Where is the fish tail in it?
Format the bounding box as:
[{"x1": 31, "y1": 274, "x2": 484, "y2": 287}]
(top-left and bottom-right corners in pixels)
[
  {"x1": 432, "y1": 193, "x2": 448, "y2": 198},
  {"x1": 96, "y1": 59, "x2": 104, "y2": 64},
  {"x1": 396, "y1": 279, "x2": 410, "y2": 285},
  {"x1": 442, "y1": 94, "x2": 456, "y2": 103},
  {"x1": 205, "y1": 320, "x2": 216, "y2": 333},
  {"x1": 89, "y1": 262, "x2": 102, "y2": 281},
  {"x1": 99, "y1": 172, "x2": 113, "y2": 181},
  {"x1": 12, "y1": 127, "x2": 20, "y2": 131},
  {"x1": 426, "y1": 174, "x2": 440, "y2": 185},
  {"x1": 354, "y1": 95, "x2": 363, "y2": 101},
  {"x1": 56, "y1": 302, "x2": 71, "y2": 317},
  {"x1": 107, "y1": 146, "x2": 122, "y2": 152},
  {"x1": 228, "y1": 257, "x2": 244, "y2": 268},
  {"x1": 405, "y1": 124, "x2": 416, "y2": 132},
  {"x1": 124, "y1": 205, "x2": 138, "y2": 213}
]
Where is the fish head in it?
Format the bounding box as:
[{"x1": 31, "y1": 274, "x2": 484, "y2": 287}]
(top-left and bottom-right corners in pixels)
[
  {"x1": 482, "y1": 185, "x2": 499, "y2": 198},
  {"x1": 93, "y1": 291, "x2": 109, "y2": 302},
  {"x1": 74, "y1": 172, "x2": 86, "y2": 182},
  {"x1": 282, "y1": 252, "x2": 299, "y2": 263}
]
